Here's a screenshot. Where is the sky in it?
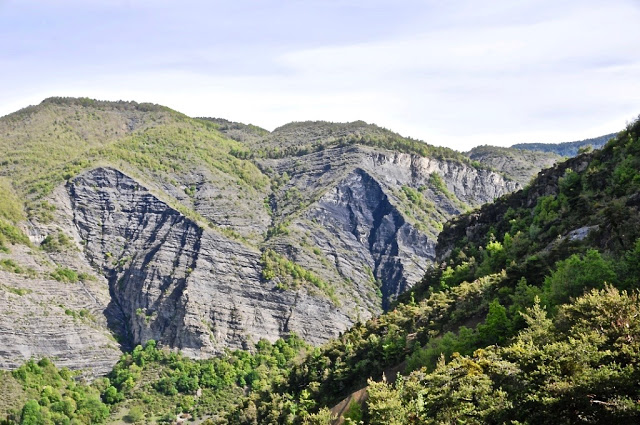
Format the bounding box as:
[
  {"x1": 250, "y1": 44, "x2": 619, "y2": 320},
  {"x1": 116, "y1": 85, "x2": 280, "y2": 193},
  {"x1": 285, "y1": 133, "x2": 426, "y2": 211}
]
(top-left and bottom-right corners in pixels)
[{"x1": 1, "y1": 0, "x2": 639, "y2": 151}]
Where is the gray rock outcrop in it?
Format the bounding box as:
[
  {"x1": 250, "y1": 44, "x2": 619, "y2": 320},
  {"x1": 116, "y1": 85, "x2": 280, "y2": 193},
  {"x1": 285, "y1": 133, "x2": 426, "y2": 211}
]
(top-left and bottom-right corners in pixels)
[
  {"x1": 260, "y1": 146, "x2": 519, "y2": 312},
  {"x1": 69, "y1": 167, "x2": 352, "y2": 356},
  {"x1": 0, "y1": 245, "x2": 120, "y2": 375}
]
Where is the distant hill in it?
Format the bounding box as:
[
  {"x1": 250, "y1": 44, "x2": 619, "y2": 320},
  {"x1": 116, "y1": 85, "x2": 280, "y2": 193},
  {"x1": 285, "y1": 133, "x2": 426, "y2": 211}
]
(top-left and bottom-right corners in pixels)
[
  {"x1": 511, "y1": 132, "x2": 617, "y2": 156},
  {"x1": 466, "y1": 145, "x2": 561, "y2": 185}
]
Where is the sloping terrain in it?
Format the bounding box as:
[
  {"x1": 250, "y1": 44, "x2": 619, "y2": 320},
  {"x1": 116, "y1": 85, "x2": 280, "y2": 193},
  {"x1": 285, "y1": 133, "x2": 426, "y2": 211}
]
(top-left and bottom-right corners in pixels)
[
  {"x1": 258, "y1": 144, "x2": 517, "y2": 310},
  {"x1": 0, "y1": 98, "x2": 517, "y2": 376},
  {"x1": 70, "y1": 166, "x2": 352, "y2": 356},
  {"x1": 1, "y1": 100, "x2": 638, "y2": 424},
  {"x1": 511, "y1": 132, "x2": 616, "y2": 156},
  {"x1": 220, "y1": 117, "x2": 640, "y2": 424},
  {"x1": 468, "y1": 133, "x2": 619, "y2": 186},
  {"x1": 467, "y1": 144, "x2": 561, "y2": 185}
]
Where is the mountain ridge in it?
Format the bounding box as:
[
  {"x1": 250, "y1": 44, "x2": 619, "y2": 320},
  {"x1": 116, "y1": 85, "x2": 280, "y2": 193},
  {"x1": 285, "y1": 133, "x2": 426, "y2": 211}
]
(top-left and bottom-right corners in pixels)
[
  {"x1": 0, "y1": 97, "x2": 516, "y2": 375},
  {"x1": 511, "y1": 132, "x2": 617, "y2": 156},
  {"x1": 1, "y1": 97, "x2": 638, "y2": 424}
]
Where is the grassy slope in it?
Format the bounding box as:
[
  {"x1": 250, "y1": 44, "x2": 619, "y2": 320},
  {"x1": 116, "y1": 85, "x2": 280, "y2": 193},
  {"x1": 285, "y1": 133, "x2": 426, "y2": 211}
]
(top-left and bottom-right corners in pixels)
[
  {"x1": 0, "y1": 98, "x2": 271, "y2": 243},
  {"x1": 0, "y1": 97, "x2": 268, "y2": 200}
]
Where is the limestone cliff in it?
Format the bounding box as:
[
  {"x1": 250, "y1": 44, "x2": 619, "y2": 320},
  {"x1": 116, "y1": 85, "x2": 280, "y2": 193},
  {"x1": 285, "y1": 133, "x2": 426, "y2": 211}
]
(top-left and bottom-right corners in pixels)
[
  {"x1": 260, "y1": 145, "x2": 518, "y2": 312},
  {"x1": 69, "y1": 167, "x2": 353, "y2": 357},
  {"x1": 0, "y1": 99, "x2": 529, "y2": 375}
]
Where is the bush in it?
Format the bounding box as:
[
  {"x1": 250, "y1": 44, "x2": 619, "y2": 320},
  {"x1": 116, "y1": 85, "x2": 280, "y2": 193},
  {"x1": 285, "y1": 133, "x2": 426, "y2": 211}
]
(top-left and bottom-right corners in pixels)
[
  {"x1": 41, "y1": 231, "x2": 75, "y2": 252},
  {"x1": 50, "y1": 267, "x2": 80, "y2": 283},
  {"x1": 124, "y1": 406, "x2": 144, "y2": 423},
  {"x1": 543, "y1": 250, "x2": 616, "y2": 306}
]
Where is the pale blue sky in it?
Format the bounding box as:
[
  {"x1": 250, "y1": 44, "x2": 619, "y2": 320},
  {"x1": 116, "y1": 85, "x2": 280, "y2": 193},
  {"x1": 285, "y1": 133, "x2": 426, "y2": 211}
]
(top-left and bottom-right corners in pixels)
[{"x1": 1, "y1": 0, "x2": 639, "y2": 150}]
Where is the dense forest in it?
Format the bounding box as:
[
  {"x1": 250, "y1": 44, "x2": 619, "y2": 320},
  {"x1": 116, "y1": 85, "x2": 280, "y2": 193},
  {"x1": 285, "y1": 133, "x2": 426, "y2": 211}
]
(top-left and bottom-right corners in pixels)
[{"x1": 1, "y1": 114, "x2": 639, "y2": 424}]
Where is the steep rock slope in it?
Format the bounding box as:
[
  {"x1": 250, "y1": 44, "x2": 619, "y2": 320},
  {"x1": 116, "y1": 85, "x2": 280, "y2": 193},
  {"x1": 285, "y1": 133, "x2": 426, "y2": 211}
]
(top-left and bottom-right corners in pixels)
[
  {"x1": 260, "y1": 145, "x2": 518, "y2": 311},
  {"x1": 0, "y1": 179, "x2": 121, "y2": 374},
  {"x1": 0, "y1": 249, "x2": 119, "y2": 375},
  {"x1": 466, "y1": 145, "x2": 561, "y2": 185},
  {"x1": 70, "y1": 167, "x2": 352, "y2": 356},
  {"x1": 0, "y1": 98, "x2": 522, "y2": 374}
]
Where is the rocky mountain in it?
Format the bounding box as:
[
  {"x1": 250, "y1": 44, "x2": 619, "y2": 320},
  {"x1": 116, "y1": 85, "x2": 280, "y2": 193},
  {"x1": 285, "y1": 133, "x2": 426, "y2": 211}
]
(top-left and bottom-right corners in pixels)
[
  {"x1": 225, "y1": 116, "x2": 640, "y2": 425},
  {"x1": 466, "y1": 145, "x2": 561, "y2": 186},
  {"x1": 511, "y1": 132, "x2": 617, "y2": 156},
  {"x1": 2, "y1": 100, "x2": 638, "y2": 424},
  {"x1": 0, "y1": 98, "x2": 519, "y2": 375}
]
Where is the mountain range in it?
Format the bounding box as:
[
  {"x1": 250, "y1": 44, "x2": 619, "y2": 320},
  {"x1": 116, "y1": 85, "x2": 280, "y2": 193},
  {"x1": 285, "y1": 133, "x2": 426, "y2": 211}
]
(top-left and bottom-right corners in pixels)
[
  {"x1": 0, "y1": 97, "x2": 521, "y2": 374},
  {"x1": 0, "y1": 97, "x2": 636, "y2": 424}
]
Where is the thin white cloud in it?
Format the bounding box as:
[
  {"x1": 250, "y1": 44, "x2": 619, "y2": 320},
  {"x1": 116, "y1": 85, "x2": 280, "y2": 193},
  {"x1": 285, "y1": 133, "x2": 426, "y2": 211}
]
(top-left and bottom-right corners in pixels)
[{"x1": 1, "y1": 0, "x2": 639, "y2": 151}]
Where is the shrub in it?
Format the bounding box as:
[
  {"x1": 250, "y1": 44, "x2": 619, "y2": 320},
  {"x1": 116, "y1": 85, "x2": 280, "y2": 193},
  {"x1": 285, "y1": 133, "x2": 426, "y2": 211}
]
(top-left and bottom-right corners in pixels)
[
  {"x1": 543, "y1": 250, "x2": 617, "y2": 306},
  {"x1": 50, "y1": 267, "x2": 79, "y2": 283}
]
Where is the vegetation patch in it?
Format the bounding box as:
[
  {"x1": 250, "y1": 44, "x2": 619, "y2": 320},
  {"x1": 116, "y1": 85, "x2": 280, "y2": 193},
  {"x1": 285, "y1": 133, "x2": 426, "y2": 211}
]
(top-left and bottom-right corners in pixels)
[
  {"x1": 0, "y1": 220, "x2": 30, "y2": 252},
  {"x1": 40, "y1": 231, "x2": 75, "y2": 253},
  {"x1": 1, "y1": 336, "x2": 308, "y2": 424},
  {"x1": 260, "y1": 249, "x2": 337, "y2": 303},
  {"x1": 0, "y1": 284, "x2": 33, "y2": 296},
  {"x1": 0, "y1": 259, "x2": 25, "y2": 274},
  {"x1": 50, "y1": 267, "x2": 91, "y2": 283},
  {"x1": 63, "y1": 307, "x2": 95, "y2": 322},
  {"x1": 0, "y1": 178, "x2": 25, "y2": 224}
]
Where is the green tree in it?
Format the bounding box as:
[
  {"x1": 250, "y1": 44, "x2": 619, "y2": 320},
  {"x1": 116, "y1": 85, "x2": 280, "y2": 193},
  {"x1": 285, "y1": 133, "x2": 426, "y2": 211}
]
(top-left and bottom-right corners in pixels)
[
  {"x1": 478, "y1": 299, "x2": 511, "y2": 345},
  {"x1": 544, "y1": 249, "x2": 616, "y2": 306},
  {"x1": 124, "y1": 406, "x2": 144, "y2": 423},
  {"x1": 102, "y1": 386, "x2": 122, "y2": 404},
  {"x1": 20, "y1": 400, "x2": 42, "y2": 425},
  {"x1": 366, "y1": 379, "x2": 407, "y2": 425}
]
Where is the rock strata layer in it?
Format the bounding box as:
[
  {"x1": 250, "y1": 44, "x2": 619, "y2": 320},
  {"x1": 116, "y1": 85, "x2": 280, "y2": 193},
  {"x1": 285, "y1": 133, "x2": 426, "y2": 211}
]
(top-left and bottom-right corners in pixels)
[{"x1": 70, "y1": 167, "x2": 352, "y2": 356}]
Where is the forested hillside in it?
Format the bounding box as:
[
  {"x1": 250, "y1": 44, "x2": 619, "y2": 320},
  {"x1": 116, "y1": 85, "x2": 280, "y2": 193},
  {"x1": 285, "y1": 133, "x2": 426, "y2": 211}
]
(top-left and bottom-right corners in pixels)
[{"x1": 512, "y1": 132, "x2": 616, "y2": 156}]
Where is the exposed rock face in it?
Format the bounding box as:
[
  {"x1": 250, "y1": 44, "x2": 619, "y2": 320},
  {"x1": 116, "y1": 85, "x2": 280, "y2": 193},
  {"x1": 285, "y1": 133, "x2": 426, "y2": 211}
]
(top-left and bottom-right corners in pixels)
[
  {"x1": 0, "y1": 152, "x2": 519, "y2": 372},
  {"x1": 306, "y1": 168, "x2": 432, "y2": 309},
  {"x1": 69, "y1": 167, "x2": 352, "y2": 355},
  {"x1": 437, "y1": 153, "x2": 595, "y2": 260},
  {"x1": 70, "y1": 168, "x2": 203, "y2": 350},
  {"x1": 60, "y1": 154, "x2": 517, "y2": 358},
  {"x1": 260, "y1": 146, "x2": 519, "y2": 313},
  {"x1": 0, "y1": 244, "x2": 120, "y2": 376},
  {"x1": 0, "y1": 181, "x2": 122, "y2": 375},
  {"x1": 356, "y1": 148, "x2": 519, "y2": 205}
]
